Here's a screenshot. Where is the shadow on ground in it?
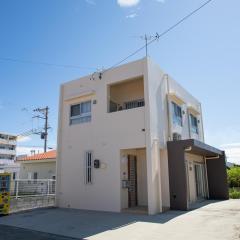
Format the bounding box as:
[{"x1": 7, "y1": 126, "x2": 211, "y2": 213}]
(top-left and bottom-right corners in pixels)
[
  {"x1": 0, "y1": 224, "x2": 80, "y2": 240},
  {"x1": 0, "y1": 200, "x2": 219, "y2": 239}
]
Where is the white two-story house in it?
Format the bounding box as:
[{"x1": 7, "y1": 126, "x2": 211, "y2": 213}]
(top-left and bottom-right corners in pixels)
[{"x1": 56, "y1": 57, "x2": 228, "y2": 215}]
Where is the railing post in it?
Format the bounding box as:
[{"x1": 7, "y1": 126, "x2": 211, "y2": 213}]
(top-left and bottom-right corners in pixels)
[
  {"x1": 15, "y1": 180, "x2": 19, "y2": 199},
  {"x1": 47, "y1": 180, "x2": 50, "y2": 195}
]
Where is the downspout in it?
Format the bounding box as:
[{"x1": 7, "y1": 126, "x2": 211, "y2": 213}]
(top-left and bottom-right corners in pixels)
[
  {"x1": 204, "y1": 157, "x2": 210, "y2": 199},
  {"x1": 165, "y1": 74, "x2": 171, "y2": 141},
  {"x1": 199, "y1": 103, "x2": 205, "y2": 142},
  {"x1": 187, "y1": 109, "x2": 191, "y2": 139},
  {"x1": 185, "y1": 146, "x2": 192, "y2": 208}
]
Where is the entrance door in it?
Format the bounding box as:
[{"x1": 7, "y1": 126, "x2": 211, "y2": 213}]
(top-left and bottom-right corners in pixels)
[
  {"x1": 128, "y1": 155, "x2": 138, "y2": 208},
  {"x1": 194, "y1": 163, "x2": 207, "y2": 199}
]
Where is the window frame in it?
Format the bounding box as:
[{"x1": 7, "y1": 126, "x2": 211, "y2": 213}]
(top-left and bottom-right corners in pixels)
[
  {"x1": 171, "y1": 101, "x2": 183, "y2": 127},
  {"x1": 189, "y1": 113, "x2": 199, "y2": 134},
  {"x1": 69, "y1": 100, "x2": 92, "y2": 125}
]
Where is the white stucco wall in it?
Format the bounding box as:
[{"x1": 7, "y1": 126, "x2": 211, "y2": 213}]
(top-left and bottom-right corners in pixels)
[
  {"x1": 57, "y1": 59, "x2": 147, "y2": 212},
  {"x1": 144, "y1": 58, "x2": 204, "y2": 214},
  {"x1": 57, "y1": 57, "x2": 204, "y2": 214},
  {"x1": 19, "y1": 160, "x2": 56, "y2": 179}
]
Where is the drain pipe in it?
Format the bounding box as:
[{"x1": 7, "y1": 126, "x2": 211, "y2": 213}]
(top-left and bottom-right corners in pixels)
[
  {"x1": 199, "y1": 103, "x2": 205, "y2": 142},
  {"x1": 165, "y1": 74, "x2": 171, "y2": 141},
  {"x1": 187, "y1": 109, "x2": 191, "y2": 139},
  {"x1": 204, "y1": 157, "x2": 210, "y2": 199}
]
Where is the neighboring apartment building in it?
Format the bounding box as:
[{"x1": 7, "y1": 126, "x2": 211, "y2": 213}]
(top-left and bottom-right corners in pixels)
[
  {"x1": 0, "y1": 132, "x2": 19, "y2": 179},
  {"x1": 17, "y1": 150, "x2": 56, "y2": 180},
  {"x1": 57, "y1": 57, "x2": 228, "y2": 215}
]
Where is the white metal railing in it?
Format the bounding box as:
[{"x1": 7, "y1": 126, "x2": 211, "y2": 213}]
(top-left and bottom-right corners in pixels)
[
  {"x1": 125, "y1": 99, "x2": 145, "y2": 110},
  {"x1": 109, "y1": 99, "x2": 145, "y2": 112},
  {"x1": 10, "y1": 179, "x2": 56, "y2": 198}
]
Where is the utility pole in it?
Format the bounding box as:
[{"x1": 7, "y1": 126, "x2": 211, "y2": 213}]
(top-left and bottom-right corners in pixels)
[
  {"x1": 33, "y1": 106, "x2": 50, "y2": 152},
  {"x1": 43, "y1": 106, "x2": 49, "y2": 152}
]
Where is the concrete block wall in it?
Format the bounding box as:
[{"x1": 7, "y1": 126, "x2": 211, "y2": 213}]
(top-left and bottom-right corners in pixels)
[{"x1": 10, "y1": 196, "x2": 55, "y2": 213}]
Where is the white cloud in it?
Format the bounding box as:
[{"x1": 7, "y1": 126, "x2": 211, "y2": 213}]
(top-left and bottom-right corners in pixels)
[
  {"x1": 117, "y1": 0, "x2": 140, "y2": 7},
  {"x1": 17, "y1": 136, "x2": 31, "y2": 143},
  {"x1": 221, "y1": 142, "x2": 240, "y2": 165},
  {"x1": 85, "y1": 0, "x2": 96, "y2": 5},
  {"x1": 126, "y1": 13, "x2": 138, "y2": 18}
]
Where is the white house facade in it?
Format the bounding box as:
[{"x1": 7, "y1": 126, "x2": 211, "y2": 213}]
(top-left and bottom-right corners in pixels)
[{"x1": 56, "y1": 57, "x2": 228, "y2": 215}]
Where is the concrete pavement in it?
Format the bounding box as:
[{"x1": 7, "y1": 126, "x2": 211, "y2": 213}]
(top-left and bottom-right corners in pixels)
[{"x1": 0, "y1": 200, "x2": 239, "y2": 240}]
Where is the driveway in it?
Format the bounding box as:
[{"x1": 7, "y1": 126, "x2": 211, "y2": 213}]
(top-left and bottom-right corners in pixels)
[{"x1": 0, "y1": 200, "x2": 239, "y2": 240}]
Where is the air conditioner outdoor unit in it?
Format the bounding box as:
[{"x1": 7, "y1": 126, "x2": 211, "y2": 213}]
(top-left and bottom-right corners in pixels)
[{"x1": 173, "y1": 132, "x2": 182, "y2": 141}]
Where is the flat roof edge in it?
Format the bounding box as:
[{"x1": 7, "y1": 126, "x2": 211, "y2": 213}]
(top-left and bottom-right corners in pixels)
[{"x1": 167, "y1": 139, "x2": 223, "y2": 156}]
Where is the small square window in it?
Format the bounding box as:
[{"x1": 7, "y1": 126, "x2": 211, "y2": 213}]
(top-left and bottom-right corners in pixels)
[{"x1": 70, "y1": 101, "x2": 91, "y2": 125}]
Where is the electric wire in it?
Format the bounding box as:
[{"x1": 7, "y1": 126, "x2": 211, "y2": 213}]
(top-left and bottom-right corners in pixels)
[
  {"x1": 102, "y1": 0, "x2": 214, "y2": 75},
  {"x1": 0, "y1": 57, "x2": 97, "y2": 70}
]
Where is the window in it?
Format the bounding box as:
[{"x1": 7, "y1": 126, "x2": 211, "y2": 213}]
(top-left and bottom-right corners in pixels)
[
  {"x1": 70, "y1": 101, "x2": 91, "y2": 125},
  {"x1": 33, "y1": 172, "x2": 38, "y2": 180},
  {"x1": 172, "y1": 102, "x2": 182, "y2": 126},
  {"x1": 12, "y1": 172, "x2": 16, "y2": 180},
  {"x1": 190, "y1": 114, "x2": 198, "y2": 134},
  {"x1": 85, "y1": 151, "x2": 93, "y2": 184},
  {"x1": 33, "y1": 172, "x2": 38, "y2": 183}
]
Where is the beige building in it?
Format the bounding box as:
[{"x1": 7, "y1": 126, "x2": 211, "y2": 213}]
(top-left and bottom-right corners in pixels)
[
  {"x1": 57, "y1": 57, "x2": 228, "y2": 215},
  {"x1": 17, "y1": 150, "x2": 56, "y2": 180}
]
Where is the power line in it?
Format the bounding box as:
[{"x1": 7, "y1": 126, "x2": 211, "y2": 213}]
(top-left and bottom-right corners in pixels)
[
  {"x1": 102, "y1": 0, "x2": 214, "y2": 75},
  {"x1": 0, "y1": 57, "x2": 97, "y2": 70},
  {"x1": 0, "y1": 0, "x2": 214, "y2": 76}
]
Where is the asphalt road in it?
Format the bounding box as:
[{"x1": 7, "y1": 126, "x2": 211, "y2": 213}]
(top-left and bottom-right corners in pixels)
[{"x1": 0, "y1": 224, "x2": 82, "y2": 240}]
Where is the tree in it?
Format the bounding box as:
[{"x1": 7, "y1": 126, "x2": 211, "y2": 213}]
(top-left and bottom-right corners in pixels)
[{"x1": 227, "y1": 166, "x2": 240, "y2": 188}]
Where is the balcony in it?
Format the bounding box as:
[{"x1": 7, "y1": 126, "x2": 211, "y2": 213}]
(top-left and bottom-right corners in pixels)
[
  {"x1": 108, "y1": 76, "x2": 145, "y2": 113},
  {"x1": 0, "y1": 159, "x2": 15, "y2": 165},
  {"x1": 0, "y1": 149, "x2": 16, "y2": 155},
  {"x1": 0, "y1": 138, "x2": 17, "y2": 145}
]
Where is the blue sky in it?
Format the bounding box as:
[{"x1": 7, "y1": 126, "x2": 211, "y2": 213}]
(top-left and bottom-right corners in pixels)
[{"x1": 0, "y1": 0, "x2": 240, "y2": 163}]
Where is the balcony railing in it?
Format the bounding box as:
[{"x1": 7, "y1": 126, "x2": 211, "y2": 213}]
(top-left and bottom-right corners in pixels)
[
  {"x1": 0, "y1": 139, "x2": 17, "y2": 145},
  {"x1": 0, "y1": 149, "x2": 16, "y2": 155},
  {"x1": 109, "y1": 99, "x2": 145, "y2": 113},
  {"x1": 125, "y1": 99, "x2": 145, "y2": 110}
]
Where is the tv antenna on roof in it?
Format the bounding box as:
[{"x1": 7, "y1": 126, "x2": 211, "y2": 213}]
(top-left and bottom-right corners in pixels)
[{"x1": 136, "y1": 33, "x2": 160, "y2": 57}]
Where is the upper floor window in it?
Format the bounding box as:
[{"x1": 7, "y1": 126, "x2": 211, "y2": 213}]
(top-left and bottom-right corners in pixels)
[
  {"x1": 190, "y1": 114, "x2": 198, "y2": 134},
  {"x1": 172, "y1": 102, "x2": 182, "y2": 126},
  {"x1": 70, "y1": 101, "x2": 91, "y2": 125}
]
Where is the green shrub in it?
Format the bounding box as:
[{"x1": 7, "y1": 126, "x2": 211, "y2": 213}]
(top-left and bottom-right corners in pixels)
[
  {"x1": 227, "y1": 167, "x2": 240, "y2": 188},
  {"x1": 229, "y1": 188, "x2": 240, "y2": 199}
]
